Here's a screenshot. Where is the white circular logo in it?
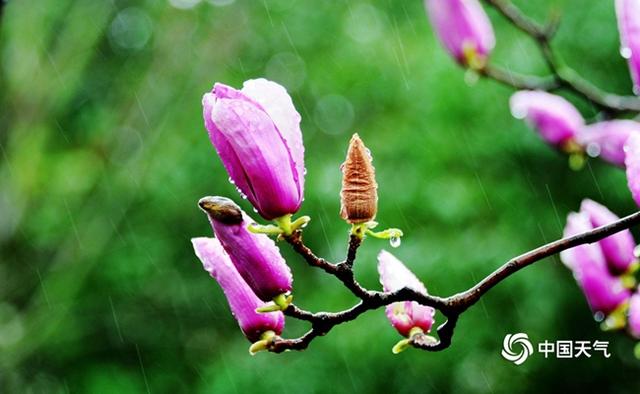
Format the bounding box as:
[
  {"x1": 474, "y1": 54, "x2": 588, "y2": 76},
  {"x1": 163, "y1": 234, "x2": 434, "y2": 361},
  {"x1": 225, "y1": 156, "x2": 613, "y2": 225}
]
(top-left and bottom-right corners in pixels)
[{"x1": 501, "y1": 333, "x2": 533, "y2": 365}]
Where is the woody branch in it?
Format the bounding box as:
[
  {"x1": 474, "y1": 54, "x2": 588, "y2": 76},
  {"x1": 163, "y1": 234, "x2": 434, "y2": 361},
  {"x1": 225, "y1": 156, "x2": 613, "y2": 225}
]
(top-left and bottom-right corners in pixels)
[
  {"x1": 479, "y1": 0, "x2": 640, "y2": 113},
  {"x1": 269, "y1": 210, "x2": 640, "y2": 353}
]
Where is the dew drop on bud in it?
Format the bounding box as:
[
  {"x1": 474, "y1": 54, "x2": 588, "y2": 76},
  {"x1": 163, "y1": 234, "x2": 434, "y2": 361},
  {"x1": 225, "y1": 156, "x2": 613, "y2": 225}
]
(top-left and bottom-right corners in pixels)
[
  {"x1": 228, "y1": 177, "x2": 235, "y2": 185},
  {"x1": 593, "y1": 311, "x2": 605, "y2": 322},
  {"x1": 234, "y1": 187, "x2": 248, "y2": 200},
  {"x1": 621, "y1": 47, "x2": 633, "y2": 59},
  {"x1": 390, "y1": 236, "x2": 401, "y2": 248},
  {"x1": 586, "y1": 142, "x2": 601, "y2": 158},
  {"x1": 510, "y1": 105, "x2": 527, "y2": 120}
]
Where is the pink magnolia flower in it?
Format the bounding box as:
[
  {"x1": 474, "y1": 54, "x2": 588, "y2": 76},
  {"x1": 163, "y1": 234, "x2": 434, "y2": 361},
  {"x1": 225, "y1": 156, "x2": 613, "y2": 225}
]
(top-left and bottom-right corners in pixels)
[
  {"x1": 424, "y1": 0, "x2": 495, "y2": 66},
  {"x1": 625, "y1": 133, "x2": 640, "y2": 207},
  {"x1": 560, "y1": 212, "x2": 631, "y2": 315},
  {"x1": 202, "y1": 78, "x2": 305, "y2": 220},
  {"x1": 198, "y1": 196, "x2": 292, "y2": 303},
  {"x1": 580, "y1": 199, "x2": 636, "y2": 274},
  {"x1": 628, "y1": 293, "x2": 640, "y2": 338},
  {"x1": 576, "y1": 120, "x2": 640, "y2": 167},
  {"x1": 377, "y1": 250, "x2": 435, "y2": 337},
  {"x1": 616, "y1": 0, "x2": 640, "y2": 94},
  {"x1": 191, "y1": 237, "x2": 284, "y2": 342},
  {"x1": 510, "y1": 91, "x2": 584, "y2": 148}
]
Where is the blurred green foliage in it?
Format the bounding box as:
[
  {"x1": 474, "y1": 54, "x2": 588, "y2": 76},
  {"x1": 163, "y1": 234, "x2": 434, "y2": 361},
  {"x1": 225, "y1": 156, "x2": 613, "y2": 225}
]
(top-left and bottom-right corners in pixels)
[{"x1": 1, "y1": 0, "x2": 639, "y2": 392}]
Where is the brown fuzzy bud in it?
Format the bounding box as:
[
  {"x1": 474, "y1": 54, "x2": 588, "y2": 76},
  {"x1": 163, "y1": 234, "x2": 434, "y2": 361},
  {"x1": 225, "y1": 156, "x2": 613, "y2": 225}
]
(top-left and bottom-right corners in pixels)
[
  {"x1": 198, "y1": 196, "x2": 243, "y2": 224},
  {"x1": 340, "y1": 133, "x2": 378, "y2": 224}
]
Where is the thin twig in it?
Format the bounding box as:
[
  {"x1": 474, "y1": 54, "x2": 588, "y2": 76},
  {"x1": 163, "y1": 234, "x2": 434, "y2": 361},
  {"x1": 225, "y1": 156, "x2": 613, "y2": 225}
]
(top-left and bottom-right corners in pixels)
[
  {"x1": 481, "y1": 0, "x2": 640, "y2": 112},
  {"x1": 480, "y1": 64, "x2": 558, "y2": 91},
  {"x1": 284, "y1": 231, "x2": 369, "y2": 298},
  {"x1": 271, "y1": 211, "x2": 640, "y2": 352}
]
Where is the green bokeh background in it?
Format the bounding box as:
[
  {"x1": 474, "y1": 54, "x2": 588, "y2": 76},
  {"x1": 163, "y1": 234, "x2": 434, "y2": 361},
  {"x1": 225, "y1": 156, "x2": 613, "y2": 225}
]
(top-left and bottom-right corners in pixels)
[{"x1": 1, "y1": 0, "x2": 639, "y2": 392}]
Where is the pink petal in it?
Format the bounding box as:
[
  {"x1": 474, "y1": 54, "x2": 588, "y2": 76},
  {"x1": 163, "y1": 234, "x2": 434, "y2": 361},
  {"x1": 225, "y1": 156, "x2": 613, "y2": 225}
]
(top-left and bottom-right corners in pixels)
[
  {"x1": 241, "y1": 78, "x2": 305, "y2": 198},
  {"x1": 560, "y1": 212, "x2": 630, "y2": 315},
  {"x1": 616, "y1": 0, "x2": 640, "y2": 94},
  {"x1": 191, "y1": 237, "x2": 284, "y2": 341},
  {"x1": 560, "y1": 212, "x2": 607, "y2": 271},
  {"x1": 425, "y1": 0, "x2": 495, "y2": 63},
  {"x1": 576, "y1": 120, "x2": 640, "y2": 167},
  {"x1": 212, "y1": 98, "x2": 301, "y2": 219},
  {"x1": 580, "y1": 199, "x2": 636, "y2": 273},
  {"x1": 202, "y1": 92, "x2": 256, "y2": 203},
  {"x1": 625, "y1": 133, "x2": 640, "y2": 207},
  {"x1": 510, "y1": 91, "x2": 584, "y2": 146},
  {"x1": 378, "y1": 250, "x2": 435, "y2": 337},
  {"x1": 377, "y1": 250, "x2": 428, "y2": 294}
]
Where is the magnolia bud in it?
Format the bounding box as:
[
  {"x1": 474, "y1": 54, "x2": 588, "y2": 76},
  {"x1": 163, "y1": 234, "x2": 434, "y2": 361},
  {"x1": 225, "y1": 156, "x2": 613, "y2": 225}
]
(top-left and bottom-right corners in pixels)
[
  {"x1": 424, "y1": 0, "x2": 496, "y2": 68},
  {"x1": 576, "y1": 120, "x2": 640, "y2": 167},
  {"x1": 378, "y1": 250, "x2": 435, "y2": 338},
  {"x1": 191, "y1": 237, "x2": 284, "y2": 342},
  {"x1": 510, "y1": 90, "x2": 584, "y2": 149},
  {"x1": 202, "y1": 78, "x2": 305, "y2": 220},
  {"x1": 580, "y1": 199, "x2": 636, "y2": 274},
  {"x1": 560, "y1": 212, "x2": 631, "y2": 316},
  {"x1": 198, "y1": 196, "x2": 293, "y2": 308},
  {"x1": 340, "y1": 134, "x2": 378, "y2": 224}
]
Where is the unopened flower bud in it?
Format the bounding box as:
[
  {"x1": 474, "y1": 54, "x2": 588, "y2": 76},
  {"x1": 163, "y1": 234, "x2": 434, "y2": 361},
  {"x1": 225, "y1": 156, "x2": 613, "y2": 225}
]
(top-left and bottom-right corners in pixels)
[
  {"x1": 340, "y1": 134, "x2": 378, "y2": 224},
  {"x1": 510, "y1": 90, "x2": 584, "y2": 149},
  {"x1": 191, "y1": 237, "x2": 284, "y2": 342},
  {"x1": 560, "y1": 212, "x2": 631, "y2": 315},
  {"x1": 198, "y1": 196, "x2": 293, "y2": 308},
  {"x1": 576, "y1": 120, "x2": 640, "y2": 167},
  {"x1": 202, "y1": 78, "x2": 305, "y2": 220},
  {"x1": 580, "y1": 199, "x2": 637, "y2": 274},
  {"x1": 378, "y1": 250, "x2": 435, "y2": 337},
  {"x1": 424, "y1": 0, "x2": 495, "y2": 68}
]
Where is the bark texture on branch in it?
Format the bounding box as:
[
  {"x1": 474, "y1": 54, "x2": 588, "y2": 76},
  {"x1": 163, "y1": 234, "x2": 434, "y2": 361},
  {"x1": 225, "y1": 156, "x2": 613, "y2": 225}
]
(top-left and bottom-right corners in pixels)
[{"x1": 267, "y1": 211, "x2": 640, "y2": 352}]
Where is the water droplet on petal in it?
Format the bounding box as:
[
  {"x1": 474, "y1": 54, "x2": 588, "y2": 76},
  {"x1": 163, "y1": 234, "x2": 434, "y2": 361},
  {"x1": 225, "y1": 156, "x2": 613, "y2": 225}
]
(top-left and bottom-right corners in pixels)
[
  {"x1": 586, "y1": 142, "x2": 601, "y2": 158},
  {"x1": 228, "y1": 177, "x2": 235, "y2": 185},
  {"x1": 594, "y1": 311, "x2": 605, "y2": 322},
  {"x1": 510, "y1": 105, "x2": 527, "y2": 119},
  {"x1": 390, "y1": 236, "x2": 401, "y2": 248},
  {"x1": 621, "y1": 47, "x2": 633, "y2": 59},
  {"x1": 234, "y1": 187, "x2": 247, "y2": 200}
]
